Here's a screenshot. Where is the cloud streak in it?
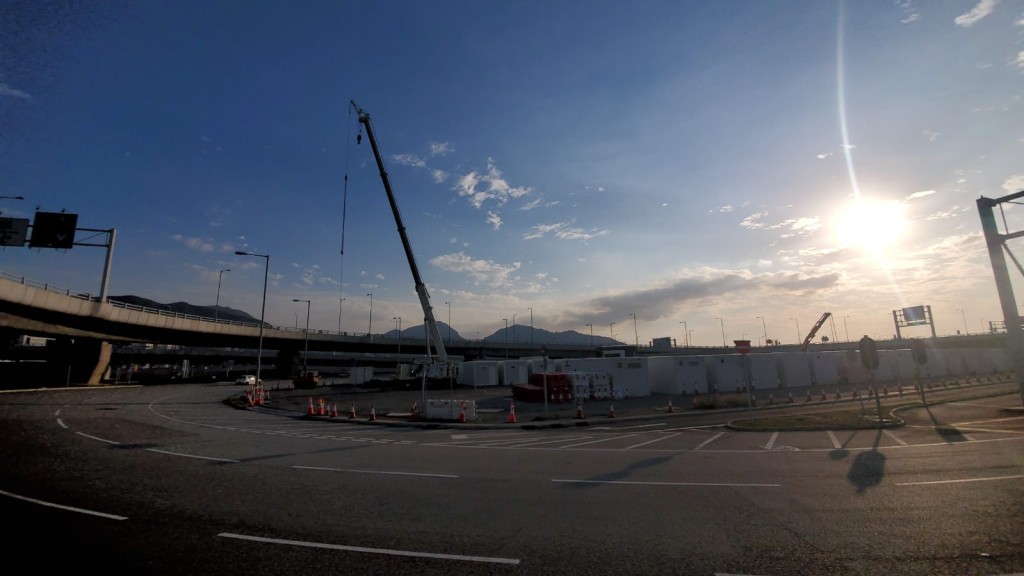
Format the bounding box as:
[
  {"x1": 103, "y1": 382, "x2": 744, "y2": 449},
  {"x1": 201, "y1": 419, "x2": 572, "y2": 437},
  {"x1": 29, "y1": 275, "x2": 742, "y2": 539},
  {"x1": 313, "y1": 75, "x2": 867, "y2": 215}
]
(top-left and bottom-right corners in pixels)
[
  {"x1": 955, "y1": 0, "x2": 999, "y2": 27},
  {"x1": 455, "y1": 158, "x2": 532, "y2": 209}
]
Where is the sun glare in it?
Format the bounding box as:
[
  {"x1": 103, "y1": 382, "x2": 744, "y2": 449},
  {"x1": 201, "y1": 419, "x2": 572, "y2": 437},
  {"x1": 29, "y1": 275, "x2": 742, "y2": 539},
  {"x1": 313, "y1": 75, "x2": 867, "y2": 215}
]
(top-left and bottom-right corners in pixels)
[{"x1": 834, "y1": 199, "x2": 909, "y2": 253}]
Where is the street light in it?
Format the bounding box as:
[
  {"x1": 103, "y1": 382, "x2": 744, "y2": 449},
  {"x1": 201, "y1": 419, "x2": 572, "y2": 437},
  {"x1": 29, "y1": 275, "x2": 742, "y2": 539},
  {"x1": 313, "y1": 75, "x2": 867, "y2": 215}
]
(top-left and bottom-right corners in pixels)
[
  {"x1": 680, "y1": 320, "x2": 688, "y2": 347},
  {"x1": 610, "y1": 322, "x2": 615, "y2": 340},
  {"x1": 366, "y1": 293, "x2": 373, "y2": 341},
  {"x1": 843, "y1": 316, "x2": 850, "y2": 342},
  {"x1": 586, "y1": 323, "x2": 593, "y2": 346},
  {"x1": 756, "y1": 316, "x2": 768, "y2": 346},
  {"x1": 393, "y1": 316, "x2": 401, "y2": 356},
  {"x1": 790, "y1": 317, "x2": 801, "y2": 345},
  {"x1": 214, "y1": 269, "x2": 230, "y2": 323},
  {"x1": 528, "y1": 307, "x2": 534, "y2": 346},
  {"x1": 503, "y1": 318, "x2": 508, "y2": 358},
  {"x1": 444, "y1": 301, "x2": 451, "y2": 343},
  {"x1": 338, "y1": 297, "x2": 345, "y2": 333},
  {"x1": 714, "y1": 317, "x2": 726, "y2": 347},
  {"x1": 956, "y1": 308, "x2": 970, "y2": 335},
  {"x1": 292, "y1": 299, "x2": 310, "y2": 372},
  {"x1": 629, "y1": 313, "x2": 639, "y2": 347},
  {"x1": 234, "y1": 251, "x2": 269, "y2": 389},
  {"x1": 512, "y1": 313, "x2": 517, "y2": 344}
]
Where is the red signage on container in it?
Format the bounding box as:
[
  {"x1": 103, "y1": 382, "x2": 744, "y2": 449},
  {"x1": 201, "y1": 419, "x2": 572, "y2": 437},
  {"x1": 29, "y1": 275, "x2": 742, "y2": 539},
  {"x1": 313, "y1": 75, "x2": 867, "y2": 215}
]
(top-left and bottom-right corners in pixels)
[{"x1": 734, "y1": 339, "x2": 752, "y2": 355}]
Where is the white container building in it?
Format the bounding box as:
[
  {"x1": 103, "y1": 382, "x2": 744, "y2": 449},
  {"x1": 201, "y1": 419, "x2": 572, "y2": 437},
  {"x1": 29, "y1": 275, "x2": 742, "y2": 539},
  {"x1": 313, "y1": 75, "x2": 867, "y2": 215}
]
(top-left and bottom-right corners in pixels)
[
  {"x1": 648, "y1": 356, "x2": 709, "y2": 395},
  {"x1": 458, "y1": 361, "x2": 499, "y2": 387},
  {"x1": 561, "y1": 357, "x2": 650, "y2": 397}
]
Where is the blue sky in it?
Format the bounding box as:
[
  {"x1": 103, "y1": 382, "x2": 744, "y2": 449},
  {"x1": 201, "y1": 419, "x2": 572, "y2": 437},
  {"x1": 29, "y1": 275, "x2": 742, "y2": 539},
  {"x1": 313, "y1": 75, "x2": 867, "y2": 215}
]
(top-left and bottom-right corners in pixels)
[{"x1": 2, "y1": 0, "x2": 1023, "y2": 346}]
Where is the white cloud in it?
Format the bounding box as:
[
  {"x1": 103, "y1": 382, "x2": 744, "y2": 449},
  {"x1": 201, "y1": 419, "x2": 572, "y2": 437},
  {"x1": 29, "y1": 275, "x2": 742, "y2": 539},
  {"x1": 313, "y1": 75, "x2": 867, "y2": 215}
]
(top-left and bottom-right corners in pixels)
[
  {"x1": 486, "y1": 211, "x2": 502, "y2": 230},
  {"x1": 906, "y1": 189, "x2": 937, "y2": 200},
  {"x1": 0, "y1": 83, "x2": 31, "y2": 99},
  {"x1": 429, "y1": 142, "x2": 451, "y2": 156},
  {"x1": 1003, "y1": 173, "x2": 1024, "y2": 193},
  {"x1": 391, "y1": 153, "x2": 426, "y2": 168},
  {"x1": 955, "y1": 0, "x2": 999, "y2": 27},
  {"x1": 172, "y1": 234, "x2": 214, "y2": 252},
  {"x1": 740, "y1": 212, "x2": 767, "y2": 229},
  {"x1": 1015, "y1": 51, "x2": 1024, "y2": 68},
  {"x1": 455, "y1": 158, "x2": 532, "y2": 209},
  {"x1": 901, "y1": 13, "x2": 920, "y2": 23},
  {"x1": 816, "y1": 152, "x2": 834, "y2": 159},
  {"x1": 429, "y1": 251, "x2": 521, "y2": 287},
  {"x1": 925, "y1": 207, "x2": 962, "y2": 220},
  {"x1": 717, "y1": 205, "x2": 735, "y2": 213},
  {"x1": 923, "y1": 130, "x2": 940, "y2": 142},
  {"x1": 431, "y1": 169, "x2": 448, "y2": 183},
  {"x1": 523, "y1": 220, "x2": 610, "y2": 241},
  {"x1": 520, "y1": 196, "x2": 559, "y2": 211}
]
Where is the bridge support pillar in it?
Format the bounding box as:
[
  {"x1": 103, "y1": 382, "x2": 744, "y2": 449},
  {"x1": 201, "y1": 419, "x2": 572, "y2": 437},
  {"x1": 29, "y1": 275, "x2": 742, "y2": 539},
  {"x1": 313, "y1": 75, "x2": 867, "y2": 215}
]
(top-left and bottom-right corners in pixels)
[{"x1": 46, "y1": 338, "x2": 113, "y2": 386}]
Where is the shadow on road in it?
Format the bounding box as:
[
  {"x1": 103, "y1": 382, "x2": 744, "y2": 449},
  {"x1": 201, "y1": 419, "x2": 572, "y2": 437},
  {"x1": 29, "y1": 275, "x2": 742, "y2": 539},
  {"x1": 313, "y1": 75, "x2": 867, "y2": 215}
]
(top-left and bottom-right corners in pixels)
[
  {"x1": 558, "y1": 455, "x2": 674, "y2": 489},
  {"x1": 922, "y1": 403, "x2": 970, "y2": 443},
  {"x1": 846, "y1": 429, "x2": 885, "y2": 494}
]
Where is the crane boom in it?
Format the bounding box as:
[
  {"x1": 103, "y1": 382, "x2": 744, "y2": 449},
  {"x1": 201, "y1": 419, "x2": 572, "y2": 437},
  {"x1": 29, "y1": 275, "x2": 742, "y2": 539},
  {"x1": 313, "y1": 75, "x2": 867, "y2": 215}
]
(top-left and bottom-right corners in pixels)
[
  {"x1": 801, "y1": 312, "x2": 832, "y2": 351},
  {"x1": 351, "y1": 101, "x2": 449, "y2": 367}
]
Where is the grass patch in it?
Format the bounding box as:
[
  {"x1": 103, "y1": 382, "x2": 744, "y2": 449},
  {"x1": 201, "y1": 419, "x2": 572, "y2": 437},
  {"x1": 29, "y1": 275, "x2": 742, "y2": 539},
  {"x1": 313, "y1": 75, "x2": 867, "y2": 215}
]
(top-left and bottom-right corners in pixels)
[{"x1": 729, "y1": 409, "x2": 899, "y2": 430}]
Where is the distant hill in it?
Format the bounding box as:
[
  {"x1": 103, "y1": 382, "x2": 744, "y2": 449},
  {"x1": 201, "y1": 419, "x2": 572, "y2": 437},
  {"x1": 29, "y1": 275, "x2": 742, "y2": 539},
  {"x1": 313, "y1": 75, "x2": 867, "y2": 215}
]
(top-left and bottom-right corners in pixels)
[
  {"x1": 384, "y1": 323, "x2": 620, "y2": 346},
  {"x1": 108, "y1": 295, "x2": 265, "y2": 325}
]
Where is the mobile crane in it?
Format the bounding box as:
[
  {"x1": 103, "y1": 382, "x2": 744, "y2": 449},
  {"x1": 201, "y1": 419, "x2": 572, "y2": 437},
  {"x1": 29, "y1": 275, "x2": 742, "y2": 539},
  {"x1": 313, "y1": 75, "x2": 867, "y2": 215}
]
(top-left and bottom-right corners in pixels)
[
  {"x1": 801, "y1": 312, "x2": 832, "y2": 351},
  {"x1": 350, "y1": 101, "x2": 454, "y2": 380}
]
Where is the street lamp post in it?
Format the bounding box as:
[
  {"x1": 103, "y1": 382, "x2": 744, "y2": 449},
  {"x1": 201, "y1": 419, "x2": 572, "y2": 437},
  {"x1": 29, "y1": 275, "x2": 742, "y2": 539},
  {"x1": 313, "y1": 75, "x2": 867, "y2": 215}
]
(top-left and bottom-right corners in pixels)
[
  {"x1": 756, "y1": 316, "x2": 768, "y2": 346},
  {"x1": 338, "y1": 297, "x2": 345, "y2": 333},
  {"x1": 528, "y1": 307, "x2": 533, "y2": 346},
  {"x1": 610, "y1": 322, "x2": 615, "y2": 340},
  {"x1": 445, "y1": 301, "x2": 451, "y2": 343},
  {"x1": 956, "y1": 308, "x2": 969, "y2": 335},
  {"x1": 215, "y1": 269, "x2": 230, "y2": 323},
  {"x1": 843, "y1": 316, "x2": 850, "y2": 342},
  {"x1": 512, "y1": 313, "x2": 517, "y2": 343},
  {"x1": 503, "y1": 318, "x2": 508, "y2": 358},
  {"x1": 366, "y1": 293, "x2": 373, "y2": 341},
  {"x1": 790, "y1": 317, "x2": 801, "y2": 345},
  {"x1": 234, "y1": 251, "x2": 269, "y2": 389},
  {"x1": 586, "y1": 323, "x2": 593, "y2": 347},
  {"x1": 714, "y1": 317, "x2": 726, "y2": 347},
  {"x1": 680, "y1": 321, "x2": 688, "y2": 347},
  {"x1": 629, "y1": 313, "x2": 638, "y2": 347},
  {"x1": 292, "y1": 299, "x2": 311, "y2": 372},
  {"x1": 393, "y1": 316, "x2": 401, "y2": 356}
]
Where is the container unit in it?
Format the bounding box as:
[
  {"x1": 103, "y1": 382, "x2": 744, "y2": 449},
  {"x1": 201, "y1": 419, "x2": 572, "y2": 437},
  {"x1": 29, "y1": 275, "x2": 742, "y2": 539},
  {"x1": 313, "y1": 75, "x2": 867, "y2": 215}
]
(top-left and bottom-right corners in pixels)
[
  {"x1": 499, "y1": 360, "x2": 530, "y2": 386},
  {"x1": 348, "y1": 366, "x2": 374, "y2": 385},
  {"x1": 980, "y1": 347, "x2": 1011, "y2": 373},
  {"x1": 837, "y1": 349, "x2": 871, "y2": 385},
  {"x1": 521, "y1": 372, "x2": 573, "y2": 403},
  {"x1": 560, "y1": 357, "x2": 650, "y2": 397},
  {"x1": 808, "y1": 352, "x2": 840, "y2": 387},
  {"x1": 776, "y1": 352, "x2": 813, "y2": 388},
  {"x1": 458, "y1": 361, "x2": 499, "y2": 387},
  {"x1": 747, "y1": 354, "x2": 782, "y2": 390},
  {"x1": 921, "y1": 348, "x2": 949, "y2": 379},
  {"x1": 423, "y1": 398, "x2": 477, "y2": 421},
  {"x1": 647, "y1": 356, "x2": 709, "y2": 395},
  {"x1": 567, "y1": 371, "x2": 613, "y2": 400},
  {"x1": 704, "y1": 355, "x2": 747, "y2": 394}
]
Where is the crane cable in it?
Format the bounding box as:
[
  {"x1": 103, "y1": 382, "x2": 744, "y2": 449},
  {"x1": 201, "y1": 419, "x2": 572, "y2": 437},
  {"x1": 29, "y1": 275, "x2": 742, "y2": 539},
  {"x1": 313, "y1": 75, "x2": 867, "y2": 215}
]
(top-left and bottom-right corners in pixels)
[{"x1": 338, "y1": 103, "x2": 354, "y2": 333}]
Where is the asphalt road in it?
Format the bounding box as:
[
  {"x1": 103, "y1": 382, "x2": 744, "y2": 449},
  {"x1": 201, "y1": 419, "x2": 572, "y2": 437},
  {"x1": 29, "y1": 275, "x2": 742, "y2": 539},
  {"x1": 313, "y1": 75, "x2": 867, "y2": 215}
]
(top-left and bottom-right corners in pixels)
[{"x1": 1, "y1": 381, "x2": 1021, "y2": 576}]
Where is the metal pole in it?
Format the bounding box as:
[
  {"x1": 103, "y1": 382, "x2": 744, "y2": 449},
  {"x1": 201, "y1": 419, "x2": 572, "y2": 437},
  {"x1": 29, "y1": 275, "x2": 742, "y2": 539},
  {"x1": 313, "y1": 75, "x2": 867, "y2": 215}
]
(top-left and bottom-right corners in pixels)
[
  {"x1": 338, "y1": 297, "x2": 345, "y2": 333},
  {"x1": 529, "y1": 307, "x2": 533, "y2": 346},
  {"x1": 99, "y1": 228, "x2": 116, "y2": 303},
  {"x1": 504, "y1": 318, "x2": 508, "y2": 358},
  {"x1": 758, "y1": 316, "x2": 768, "y2": 346},
  {"x1": 844, "y1": 316, "x2": 850, "y2": 341},
  {"x1": 367, "y1": 293, "x2": 373, "y2": 341},
  {"x1": 293, "y1": 299, "x2": 310, "y2": 371},
  {"x1": 630, "y1": 313, "x2": 638, "y2": 347},
  {"x1": 445, "y1": 301, "x2": 451, "y2": 343},
  {"x1": 215, "y1": 269, "x2": 230, "y2": 323}
]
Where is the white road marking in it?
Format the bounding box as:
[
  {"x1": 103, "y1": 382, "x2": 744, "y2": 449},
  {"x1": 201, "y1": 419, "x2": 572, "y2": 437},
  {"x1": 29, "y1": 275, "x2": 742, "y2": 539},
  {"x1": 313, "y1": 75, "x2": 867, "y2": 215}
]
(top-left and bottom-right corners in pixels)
[
  {"x1": 605, "y1": 423, "x2": 667, "y2": 430},
  {"x1": 293, "y1": 465, "x2": 458, "y2": 478},
  {"x1": 827, "y1": 430, "x2": 841, "y2": 449},
  {"x1": 552, "y1": 479, "x2": 781, "y2": 488},
  {"x1": 559, "y1": 435, "x2": 638, "y2": 449},
  {"x1": 500, "y1": 435, "x2": 594, "y2": 449},
  {"x1": 57, "y1": 418, "x2": 68, "y2": 429},
  {"x1": 75, "y1": 432, "x2": 119, "y2": 444},
  {"x1": 882, "y1": 429, "x2": 907, "y2": 446},
  {"x1": 219, "y1": 532, "x2": 519, "y2": 565},
  {"x1": 146, "y1": 449, "x2": 240, "y2": 463},
  {"x1": 953, "y1": 415, "x2": 1024, "y2": 426},
  {"x1": 625, "y1": 432, "x2": 680, "y2": 450},
  {"x1": 0, "y1": 488, "x2": 128, "y2": 520},
  {"x1": 695, "y1": 432, "x2": 725, "y2": 451},
  {"x1": 763, "y1": 432, "x2": 779, "y2": 450},
  {"x1": 896, "y1": 474, "x2": 1024, "y2": 486}
]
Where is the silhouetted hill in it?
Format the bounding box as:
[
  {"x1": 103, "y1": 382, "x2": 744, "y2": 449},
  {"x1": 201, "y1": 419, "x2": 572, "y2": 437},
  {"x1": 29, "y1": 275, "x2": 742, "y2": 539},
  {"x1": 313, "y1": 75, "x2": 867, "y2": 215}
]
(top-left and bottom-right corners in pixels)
[{"x1": 108, "y1": 295, "x2": 264, "y2": 325}]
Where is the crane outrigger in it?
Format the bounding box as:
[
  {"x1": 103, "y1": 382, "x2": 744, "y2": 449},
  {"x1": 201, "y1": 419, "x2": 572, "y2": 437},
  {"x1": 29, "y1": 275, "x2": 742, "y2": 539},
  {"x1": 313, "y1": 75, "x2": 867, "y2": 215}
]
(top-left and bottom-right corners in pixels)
[{"x1": 350, "y1": 101, "x2": 454, "y2": 380}]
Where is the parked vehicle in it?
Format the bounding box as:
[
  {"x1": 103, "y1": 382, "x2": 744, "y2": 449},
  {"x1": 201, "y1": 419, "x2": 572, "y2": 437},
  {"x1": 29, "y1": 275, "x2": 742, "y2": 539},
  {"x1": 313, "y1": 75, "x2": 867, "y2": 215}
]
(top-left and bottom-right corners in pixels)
[
  {"x1": 293, "y1": 370, "x2": 320, "y2": 389},
  {"x1": 235, "y1": 374, "x2": 257, "y2": 386}
]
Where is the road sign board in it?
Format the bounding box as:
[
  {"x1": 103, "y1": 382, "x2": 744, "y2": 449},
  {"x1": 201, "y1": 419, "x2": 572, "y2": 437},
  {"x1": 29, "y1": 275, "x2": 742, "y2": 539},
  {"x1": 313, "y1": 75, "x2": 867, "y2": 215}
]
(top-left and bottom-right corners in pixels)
[
  {"x1": 0, "y1": 217, "x2": 29, "y2": 247},
  {"x1": 29, "y1": 212, "x2": 78, "y2": 249},
  {"x1": 734, "y1": 339, "x2": 752, "y2": 354}
]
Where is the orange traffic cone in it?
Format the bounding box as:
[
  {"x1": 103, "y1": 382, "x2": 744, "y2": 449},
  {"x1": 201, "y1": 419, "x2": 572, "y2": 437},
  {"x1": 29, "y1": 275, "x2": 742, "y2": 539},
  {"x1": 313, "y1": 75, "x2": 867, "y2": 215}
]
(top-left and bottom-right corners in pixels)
[
  {"x1": 331, "y1": 402, "x2": 338, "y2": 417},
  {"x1": 608, "y1": 404, "x2": 616, "y2": 418},
  {"x1": 410, "y1": 402, "x2": 419, "y2": 421},
  {"x1": 506, "y1": 401, "x2": 517, "y2": 424},
  {"x1": 458, "y1": 401, "x2": 467, "y2": 423},
  {"x1": 667, "y1": 399, "x2": 674, "y2": 413},
  {"x1": 319, "y1": 398, "x2": 326, "y2": 416},
  {"x1": 307, "y1": 397, "x2": 314, "y2": 415},
  {"x1": 575, "y1": 402, "x2": 585, "y2": 419},
  {"x1": 369, "y1": 406, "x2": 377, "y2": 422}
]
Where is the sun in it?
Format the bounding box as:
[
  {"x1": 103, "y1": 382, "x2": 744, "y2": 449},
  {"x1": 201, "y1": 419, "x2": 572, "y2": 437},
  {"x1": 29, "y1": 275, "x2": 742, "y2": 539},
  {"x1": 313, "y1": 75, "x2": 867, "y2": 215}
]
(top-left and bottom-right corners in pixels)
[{"x1": 833, "y1": 199, "x2": 909, "y2": 253}]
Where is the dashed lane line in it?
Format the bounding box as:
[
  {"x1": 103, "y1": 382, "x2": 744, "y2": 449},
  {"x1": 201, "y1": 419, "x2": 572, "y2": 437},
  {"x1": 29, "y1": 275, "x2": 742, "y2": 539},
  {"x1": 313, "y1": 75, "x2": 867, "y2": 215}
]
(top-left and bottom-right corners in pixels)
[
  {"x1": 896, "y1": 474, "x2": 1024, "y2": 487},
  {"x1": 763, "y1": 432, "x2": 779, "y2": 450},
  {"x1": 552, "y1": 479, "x2": 782, "y2": 488},
  {"x1": 882, "y1": 429, "x2": 907, "y2": 446},
  {"x1": 827, "y1": 430, "x2": 842, "y2": 449},
  {"x1": 0, "y1": 488, "x2": 128, "y2": 520},
  {"x1": 293, "y1": 465, "x2": 459, "y2": 478},
  {"x1": 559, "y1": 435, "x2": 639, "y2": 449}
]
